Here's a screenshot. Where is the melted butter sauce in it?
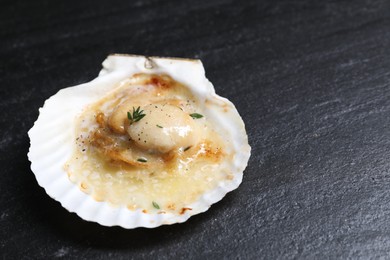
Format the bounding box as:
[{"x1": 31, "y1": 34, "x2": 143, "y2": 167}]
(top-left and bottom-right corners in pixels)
[{"x1": 65, "y1": 74, "x2": 233, "y2": 213}]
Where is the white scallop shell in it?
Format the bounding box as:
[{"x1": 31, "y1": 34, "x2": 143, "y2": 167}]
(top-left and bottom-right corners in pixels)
[{"x1": 28, "y1": 54, "x2": 251, "y2": 228}]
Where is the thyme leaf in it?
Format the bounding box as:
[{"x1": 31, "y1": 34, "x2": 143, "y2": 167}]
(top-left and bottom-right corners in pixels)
[
  {"x1": 189, "y1": 113, "x2": 203, "y2": 119},
  {"x1": 152, "y1": 201, "x2": 160, "y2": 209}
]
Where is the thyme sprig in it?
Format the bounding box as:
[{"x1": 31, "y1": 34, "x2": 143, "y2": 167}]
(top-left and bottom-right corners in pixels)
[{"x1": 127, "y1": 106, "x2": 146, "y2": 124}]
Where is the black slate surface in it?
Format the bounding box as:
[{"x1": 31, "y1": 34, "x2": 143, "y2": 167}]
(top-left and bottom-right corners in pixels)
[{"x1": 1, "y1": 0, "x2": 390, "y2": 259}]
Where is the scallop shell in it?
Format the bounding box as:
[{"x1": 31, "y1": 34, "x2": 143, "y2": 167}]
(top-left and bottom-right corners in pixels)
[{"x1": 28, "y1": 54, "x2": 251, "y2": 228}]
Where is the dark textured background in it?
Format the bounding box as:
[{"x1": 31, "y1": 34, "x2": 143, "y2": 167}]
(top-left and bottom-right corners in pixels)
[{"x1": 1, "y1": 0, "x2": 390, "y2": 259}]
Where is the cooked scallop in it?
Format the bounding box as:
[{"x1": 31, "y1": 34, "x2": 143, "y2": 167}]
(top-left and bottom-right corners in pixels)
[{"x1": 28, "y1": 54, "x2": 251, "y2": 228}]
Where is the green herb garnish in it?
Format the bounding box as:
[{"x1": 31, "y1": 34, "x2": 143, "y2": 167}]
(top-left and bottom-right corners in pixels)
[
  {"x1": 152, "y1": 201, "x2": 160, "y2": 209},
  {"x1": 127, "y1": 106, "x2": 146, "y2": 124},
  {"x1": 189, "y1": 113, "x2": 203, "y2": 119},
  {"x1": 156, "y1": 124, "x2": 163, "y2": 128},
  {"x1": 137, "y1": 158, "x2": 147, "y2": 163}
]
